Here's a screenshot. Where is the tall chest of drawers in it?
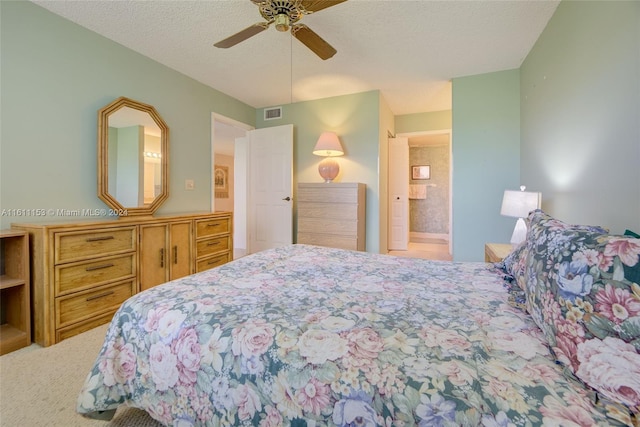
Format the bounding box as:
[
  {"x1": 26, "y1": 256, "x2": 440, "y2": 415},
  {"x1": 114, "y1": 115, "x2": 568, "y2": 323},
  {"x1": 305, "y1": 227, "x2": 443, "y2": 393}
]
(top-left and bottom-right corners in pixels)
[
  {"x1": 297, "y1": 183, "x2": 366, "y2": 251},
  {"x1": 13, "y1": 211, "x2": 232, "y2": 346}
]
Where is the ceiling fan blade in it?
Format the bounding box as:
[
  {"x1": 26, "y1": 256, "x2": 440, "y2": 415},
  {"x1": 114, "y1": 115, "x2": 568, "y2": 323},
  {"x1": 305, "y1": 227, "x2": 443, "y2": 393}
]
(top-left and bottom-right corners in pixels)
[
  {"x1": 292, "y1": 24, "x2": 337, "y2": 60},
  {"x1": 214, "y1": 22, "x2": 270, "y2": 48},
  {"x1": 299, "y1": 0, "x2": 347, "y2": 13}
]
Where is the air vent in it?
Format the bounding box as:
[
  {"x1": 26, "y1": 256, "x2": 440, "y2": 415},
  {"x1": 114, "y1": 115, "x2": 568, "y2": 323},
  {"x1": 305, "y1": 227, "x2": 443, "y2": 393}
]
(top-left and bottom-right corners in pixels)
[{"x1": 264, "y1": 107, "x2": 282, "y2": 121}]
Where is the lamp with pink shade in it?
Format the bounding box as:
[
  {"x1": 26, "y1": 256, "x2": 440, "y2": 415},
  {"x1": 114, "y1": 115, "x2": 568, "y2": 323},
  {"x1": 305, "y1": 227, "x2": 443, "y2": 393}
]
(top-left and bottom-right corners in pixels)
[{"x1": 312, "y1": 131, "x2": 344, "y2": 183}]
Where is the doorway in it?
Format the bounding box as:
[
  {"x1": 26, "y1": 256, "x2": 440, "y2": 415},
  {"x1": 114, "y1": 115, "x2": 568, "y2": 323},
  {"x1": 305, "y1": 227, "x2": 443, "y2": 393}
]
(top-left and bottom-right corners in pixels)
[
  {"x1": 211, "y1": 114, "x2": 252, "y2": 259},
  {"x1": 211, "y1": 115, "x2": 294, "y2": 259},
  {"x1": 388, "y1": 129, "x2": 452, "y2": 260}
]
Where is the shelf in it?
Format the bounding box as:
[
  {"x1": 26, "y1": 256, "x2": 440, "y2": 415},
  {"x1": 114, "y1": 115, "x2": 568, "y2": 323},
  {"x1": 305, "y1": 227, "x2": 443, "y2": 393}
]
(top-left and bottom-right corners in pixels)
[
  {"x1": 0, "y1": 275, "x2": 25, "y2": 290},
  {"x1": 0, "y1": 230, "x2": 30, "y2": 354},
  {"x1": 0, "y1": 323, "x2": 29, "y2": 355}
]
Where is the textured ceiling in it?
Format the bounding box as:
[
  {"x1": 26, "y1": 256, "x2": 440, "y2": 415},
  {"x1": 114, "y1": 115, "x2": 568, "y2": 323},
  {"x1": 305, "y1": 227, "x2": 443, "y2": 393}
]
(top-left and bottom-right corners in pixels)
[{"x1": 32, "y1": 0, "x2": 559, "y2": 115}]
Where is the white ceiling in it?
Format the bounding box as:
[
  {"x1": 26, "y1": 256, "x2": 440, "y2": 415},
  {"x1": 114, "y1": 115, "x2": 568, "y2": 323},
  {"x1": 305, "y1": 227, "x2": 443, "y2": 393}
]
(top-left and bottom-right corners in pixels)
[{"x1": 32, "y1": 0, "x2": 559, "y2": 116}]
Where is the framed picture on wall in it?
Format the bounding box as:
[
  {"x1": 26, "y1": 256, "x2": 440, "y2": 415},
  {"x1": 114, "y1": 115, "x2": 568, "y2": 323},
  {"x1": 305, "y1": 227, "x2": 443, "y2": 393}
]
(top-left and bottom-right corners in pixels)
[
  {"x1": 214, "y1": 165, "x2": 229, "y2": 198},
  {"x1": 412, "y1": 165, "x2": 430, "y2": 180}
]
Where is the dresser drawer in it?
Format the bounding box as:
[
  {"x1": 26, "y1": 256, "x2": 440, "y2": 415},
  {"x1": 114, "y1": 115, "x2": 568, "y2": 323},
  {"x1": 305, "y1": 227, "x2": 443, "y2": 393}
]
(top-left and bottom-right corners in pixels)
[
  {"x1": 54, "y1": 226, "x2": 136, "y2": 264},
  {"x1": 54, "y1": 253, "x2": 136, "y2": 296},
  {"x1": 298, "y1": 218, "x2": 358, "y2": 237},
  {"x1": 297, "y1": 203, "x2": 358, "y2": 220},
  {"x1": 56, "y1": 312, "x2": 117, "y2": 343},
  {"x1": 196, "y1": 253, "x2": 230, "y2": 272},
  {"x1": 297, "y1": 186, "x2": 359, "y2": 204},
  {"x1": 196, "y1": 217, "x2": 231, "y2": 238},
  {"x1": 56, "y1": 279, "x2": 135, "y2": 328},
  {"x1": 196, "y1": 236, "x2": 231, "y2": 258},
  {"x1": 297, "y1": 233, "x2": 358, "y2": 251}
]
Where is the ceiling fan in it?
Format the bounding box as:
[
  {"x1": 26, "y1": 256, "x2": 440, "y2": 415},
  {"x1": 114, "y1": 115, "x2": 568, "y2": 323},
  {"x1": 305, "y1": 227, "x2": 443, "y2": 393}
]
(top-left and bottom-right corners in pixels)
[{"x1": 214, "y1": 0, "x2": 346, "y2": 60}]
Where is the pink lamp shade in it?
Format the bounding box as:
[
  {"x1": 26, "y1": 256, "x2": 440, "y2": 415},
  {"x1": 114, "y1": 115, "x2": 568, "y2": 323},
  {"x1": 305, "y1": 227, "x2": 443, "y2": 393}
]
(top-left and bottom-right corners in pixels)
[{"x1": 313, "y1": 132, "x2": 344, "y2": 183}]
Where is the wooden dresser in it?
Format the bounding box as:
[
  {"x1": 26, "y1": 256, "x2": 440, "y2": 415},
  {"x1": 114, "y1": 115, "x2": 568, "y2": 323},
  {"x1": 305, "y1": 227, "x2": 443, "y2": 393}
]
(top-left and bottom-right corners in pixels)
[
  {"x1": 297, "y1": 183, "x2": 366, "y2": 251},
  {"x1": 12, "y1": 211, "x2": 232, "y2": 346}
]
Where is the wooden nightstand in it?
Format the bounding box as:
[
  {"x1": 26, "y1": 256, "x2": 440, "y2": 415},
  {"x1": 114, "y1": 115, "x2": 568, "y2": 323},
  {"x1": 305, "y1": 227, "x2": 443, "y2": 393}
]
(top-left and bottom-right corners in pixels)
[{"x1": 485, "y1": 243, "x2": 514, "y2": 263}]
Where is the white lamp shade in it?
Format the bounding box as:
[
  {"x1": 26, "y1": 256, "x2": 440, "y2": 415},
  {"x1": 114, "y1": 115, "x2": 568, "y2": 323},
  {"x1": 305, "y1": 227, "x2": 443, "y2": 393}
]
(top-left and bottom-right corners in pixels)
[
  {"x1": 313, "y1": 132, "x2": 344, "y2": 157},
  {"x1": 501, "y1": 188, "x2": 542, "y2": 245},
  {"x1": 500, "y1": 190, "x2": 541, "y2": 219}
]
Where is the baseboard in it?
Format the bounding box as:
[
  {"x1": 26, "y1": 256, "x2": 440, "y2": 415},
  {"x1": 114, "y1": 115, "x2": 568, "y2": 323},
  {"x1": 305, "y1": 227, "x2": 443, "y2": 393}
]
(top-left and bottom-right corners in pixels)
[{"x1": 410, "y1": 232, "x2": 449, "y2": 241}]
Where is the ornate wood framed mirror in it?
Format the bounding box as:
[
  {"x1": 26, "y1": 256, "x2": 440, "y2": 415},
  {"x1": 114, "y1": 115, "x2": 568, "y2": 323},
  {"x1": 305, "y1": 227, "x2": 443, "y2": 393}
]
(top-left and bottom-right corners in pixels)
[{"x1": 98, "y1": 97, "x2": 169, "y2": 216}]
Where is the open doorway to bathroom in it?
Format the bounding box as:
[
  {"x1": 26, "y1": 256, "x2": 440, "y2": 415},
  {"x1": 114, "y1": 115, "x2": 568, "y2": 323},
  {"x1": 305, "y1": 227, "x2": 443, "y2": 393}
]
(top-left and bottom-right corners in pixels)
[{"x1": 388, "y1": 129, "x2": 452, "y2": 261}]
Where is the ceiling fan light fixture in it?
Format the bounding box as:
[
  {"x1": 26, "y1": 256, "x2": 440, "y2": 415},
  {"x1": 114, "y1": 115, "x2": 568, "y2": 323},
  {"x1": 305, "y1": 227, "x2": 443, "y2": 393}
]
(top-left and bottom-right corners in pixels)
[
  {"x1": 275, "y1": 14, "x2": 290, "y2": 32},
  {"x1": 214, "y1": 0, "x2": 347, "y2": 59}
]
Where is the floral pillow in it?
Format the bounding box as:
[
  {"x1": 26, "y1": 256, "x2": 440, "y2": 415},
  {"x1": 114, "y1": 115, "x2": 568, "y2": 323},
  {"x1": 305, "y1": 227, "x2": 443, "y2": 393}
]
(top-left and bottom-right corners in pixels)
[
  {"x1": 520, "y1": 210, "x2": 640, "y2": 413},
  {"x1": 498, "y1": 241, "x2": 527, "y2": 283},
  {"x1": 498, "y1": 211, "x2": 607, "y2": 291},
  {"x1": 625, "y1": 229, "x2": 640, "y2": 238},
  {"x1": 495, "y1": 242, "x2": 529, "y2": 311}
]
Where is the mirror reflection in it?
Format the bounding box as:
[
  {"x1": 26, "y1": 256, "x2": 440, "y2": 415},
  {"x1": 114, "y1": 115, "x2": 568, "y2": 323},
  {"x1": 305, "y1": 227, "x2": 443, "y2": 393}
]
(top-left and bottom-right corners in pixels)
[{"x1": 107, "y1": 107, "x2": 163, "y2": 206}]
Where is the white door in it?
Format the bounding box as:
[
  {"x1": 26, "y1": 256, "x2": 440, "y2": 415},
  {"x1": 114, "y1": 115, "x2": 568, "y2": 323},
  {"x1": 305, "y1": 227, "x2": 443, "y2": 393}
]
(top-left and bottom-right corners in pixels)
[
  {"x1": 248, "y1": 124, "x2": 294, "y2": 253},
  {"x1": 388, "y1": 137, "x2": 409, "y2": 251}
]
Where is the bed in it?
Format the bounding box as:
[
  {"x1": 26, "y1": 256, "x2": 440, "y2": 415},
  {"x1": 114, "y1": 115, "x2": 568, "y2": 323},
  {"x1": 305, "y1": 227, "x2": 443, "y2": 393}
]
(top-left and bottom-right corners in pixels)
[{"x1": 77, "y1": 212, "x2": 640, "y2": 426}]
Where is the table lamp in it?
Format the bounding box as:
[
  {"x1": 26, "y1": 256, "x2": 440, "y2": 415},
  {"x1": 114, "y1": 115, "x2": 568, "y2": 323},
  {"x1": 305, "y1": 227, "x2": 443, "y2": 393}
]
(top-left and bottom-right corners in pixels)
[
  {"x1": 312, "y1": 132, "x2": 344, "y2": 183},
  {"x1": 500, "y1": 186, "x2": 541, "y2": 244}
]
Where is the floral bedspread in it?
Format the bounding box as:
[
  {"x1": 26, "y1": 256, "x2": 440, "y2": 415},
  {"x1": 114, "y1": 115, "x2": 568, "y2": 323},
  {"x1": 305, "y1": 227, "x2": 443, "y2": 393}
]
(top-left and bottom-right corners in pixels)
[{"x1": 77, "y1": 244, "x2": 628, "y2": 426}]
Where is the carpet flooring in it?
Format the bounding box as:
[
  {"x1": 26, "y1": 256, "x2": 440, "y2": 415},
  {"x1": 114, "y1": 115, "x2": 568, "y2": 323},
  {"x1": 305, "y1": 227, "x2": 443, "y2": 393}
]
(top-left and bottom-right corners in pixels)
[{"x1": 0, "y1": 324, "x2": 161, "y2": 427}]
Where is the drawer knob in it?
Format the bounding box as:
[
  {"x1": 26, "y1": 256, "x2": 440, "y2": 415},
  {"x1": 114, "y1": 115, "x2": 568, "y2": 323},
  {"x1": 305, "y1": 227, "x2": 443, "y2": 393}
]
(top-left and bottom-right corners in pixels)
[
  {"x1": 85, "y1": 263, "x2": 114, "y2": 272},
  {"x1": 86, "y1": 235, "x2": 115, "y2": 242},
  {"x1": 207, "y1": 241, "x2": 220, "y2": 246},
  {"x1": 207, "y1": 223, "x2": 220, "y2": 227},
  {"x1": 86, "y1": 291, "x2": 114, "y2": 302}
]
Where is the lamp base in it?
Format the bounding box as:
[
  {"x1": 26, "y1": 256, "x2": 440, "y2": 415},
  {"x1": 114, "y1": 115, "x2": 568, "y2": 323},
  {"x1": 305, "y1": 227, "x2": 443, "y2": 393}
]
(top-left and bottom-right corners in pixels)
[
  {"x1": 510, "y1": 218, "x2": 528, "y2": 245},
  {"x1": 318, "y1": 157, "x2": 340, "y2": 183}
]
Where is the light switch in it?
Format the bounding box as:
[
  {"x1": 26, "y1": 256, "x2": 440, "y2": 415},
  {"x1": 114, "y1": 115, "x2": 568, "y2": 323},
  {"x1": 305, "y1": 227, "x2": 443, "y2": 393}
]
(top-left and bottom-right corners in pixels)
[{"x1": 185, "y1": 179, "x2": 195, "y2": 190}]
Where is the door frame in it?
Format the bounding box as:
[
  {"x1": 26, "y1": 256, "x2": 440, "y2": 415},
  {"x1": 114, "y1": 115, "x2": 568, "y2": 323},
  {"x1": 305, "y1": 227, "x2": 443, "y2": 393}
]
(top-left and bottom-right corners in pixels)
[
  {"x1": 211, "y1": 113, "x2": 254, "y2": 256},
  {"x1": 388, "y1": 137, "x2": 409, "y2": 251},
  {"x1": 392, "y1": 129, "x2": 453, "y2": 255}
]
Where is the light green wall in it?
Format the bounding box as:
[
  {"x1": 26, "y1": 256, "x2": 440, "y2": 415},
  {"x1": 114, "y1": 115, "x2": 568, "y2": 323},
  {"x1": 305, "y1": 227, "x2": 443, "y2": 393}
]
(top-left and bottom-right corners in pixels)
[
  {"x1": 0, "y1": 1, "x2": 255, "y2": 229},
  {"x1": 395, "y1": 110, "x2": 452, "y2": 134},
  {"x1": 520, "y1": 0, "x2": 640, "y2": 233},
  {"x1": 5, "y1": 0, "x2": 635, "y2": 259},
  {"x1": 255, "y1": 91, "x2": 382, "y2": 252},
  {"x1": 452, "y1": 69, "x2": 521, "y2": 261}
]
